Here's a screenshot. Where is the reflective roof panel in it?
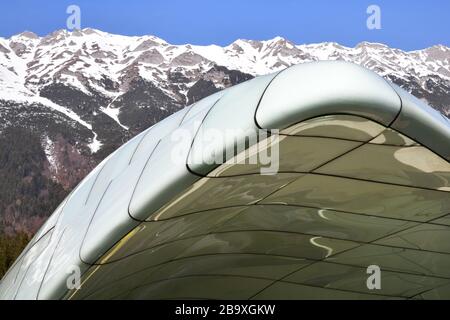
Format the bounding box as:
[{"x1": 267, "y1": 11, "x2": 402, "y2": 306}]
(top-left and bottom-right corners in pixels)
[
  {"x1": 260, "y1": 174, "x2": 450, "y2": 222},
  {"x1": 391, "y1": 85, "x2": 450, "y2": 161},
  {"x1": 280, "y1": 114, "x2": 386, "y2": 141},
  {"x1": 187, "y1": 74, "x2": 277, "y2": 175},
  {"x1": 256, "y1": 61, "x2": 401, "y2": 130},
  {"x1": 315, "y1": 143, "x2": 450, "y2": 191}
]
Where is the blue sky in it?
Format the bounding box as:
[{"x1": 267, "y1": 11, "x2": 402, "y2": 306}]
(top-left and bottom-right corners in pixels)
[{"x1": 0, "y1": 0, "x2": 448, "y2": 50}]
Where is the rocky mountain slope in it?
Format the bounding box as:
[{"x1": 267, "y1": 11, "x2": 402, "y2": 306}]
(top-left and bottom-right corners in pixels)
[{"x1": 0, "y1": 28, "x2": 449, "y2": 235}]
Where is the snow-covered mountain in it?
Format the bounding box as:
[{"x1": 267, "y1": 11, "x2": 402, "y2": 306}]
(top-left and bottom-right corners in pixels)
[
  {"x1": 2, "y1": 30, "x2": 449, "y2": 102},
  {"x1": 0, "y1": 28, "x2": 449, "y2": 234},
  {"x1": 1, "y1": 29, "x2": 449, "y2": 145}
]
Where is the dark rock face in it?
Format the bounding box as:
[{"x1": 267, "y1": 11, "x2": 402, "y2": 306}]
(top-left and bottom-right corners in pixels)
[
  {"x1": 187, "y1": 65, "x2": 254, "y2": 104},
  {"x1": 187, "y1": 78, "x2": 220, "y2": 104},
  {"x1": 386, "y1": 74, "x2": 450, "y2": 116},
  {"x1": 114, "y1": 78, "x2": 182, "y2": 133}
]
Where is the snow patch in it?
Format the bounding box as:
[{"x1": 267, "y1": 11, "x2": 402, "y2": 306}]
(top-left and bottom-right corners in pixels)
[
  {"x1": 100, "y1": 94, "x2": 129, "y2": 130},
  {"x1": 43, "y1": 136, "x2": 58, "y2": 175},
  {"x1": 88, "y1": 132, "x2": 102, "y2": 153}
]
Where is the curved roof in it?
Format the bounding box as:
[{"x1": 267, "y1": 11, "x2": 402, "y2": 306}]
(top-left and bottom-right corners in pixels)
[{"x1": 1, "y1": 61, "x2": 449, "y2": 300}]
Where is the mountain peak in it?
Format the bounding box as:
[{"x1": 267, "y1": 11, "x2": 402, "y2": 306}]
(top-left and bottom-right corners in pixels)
[
  {"x1": 81, "y1": 28, "x2": 100, "y2": 35},
  {"x1": 425, "y1": 44, "x2": 449, "y2": 52},
  {"x1": 266, "y1": 36, "x2": 288, "y2": 43},
  {"x1": 355, "y1": 41, "x2": 389, "y2": 49},
  {"x1": 17, "y1": 31, "x2": 39, "y2": 39}
]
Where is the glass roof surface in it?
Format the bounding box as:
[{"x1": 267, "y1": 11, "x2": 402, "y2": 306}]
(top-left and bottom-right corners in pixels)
[{"x1": 64, "y1": 114, "x2": 450, "y2": 300}]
